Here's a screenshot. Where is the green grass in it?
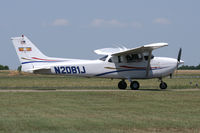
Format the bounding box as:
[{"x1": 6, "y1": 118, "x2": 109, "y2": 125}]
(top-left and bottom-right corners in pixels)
[
  {"x1": 0, "y1": 91, "x2": 200, "y2": 133},
  {"x1": 0, "y1": 70, "x2": 200, "y2": 90},
  {"x1": 0, "y1": 70, "x2": 200, "y2": 133}
]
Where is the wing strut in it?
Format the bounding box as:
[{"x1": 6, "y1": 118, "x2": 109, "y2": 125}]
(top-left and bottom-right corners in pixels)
[{"x1": 146, "y1": 51, "x2": 152, "y2": 78}]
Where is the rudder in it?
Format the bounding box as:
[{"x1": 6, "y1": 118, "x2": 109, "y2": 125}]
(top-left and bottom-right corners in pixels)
[{"x1": 11, "y1": 35, "x2": 48, "y2": 72}]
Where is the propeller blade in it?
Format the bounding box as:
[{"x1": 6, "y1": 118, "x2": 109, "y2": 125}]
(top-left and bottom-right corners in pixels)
[
  {"x1": 174, "y1": 48, "x2": 183, "y2": 77},
  {"x1": 177, "y1": 48, "x2": 182, "y2": 62}
]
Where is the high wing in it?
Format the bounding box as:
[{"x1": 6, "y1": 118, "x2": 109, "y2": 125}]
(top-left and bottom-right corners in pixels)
[
  {"x1": 94, "y1": 47, "x2": 128, "y2": 55},
  {"x1": 94, "y1": 43, "x2": 168, "y2": 56},
  {"x1": 112, "y1": 43, "x2": 168, "y2": 56}
]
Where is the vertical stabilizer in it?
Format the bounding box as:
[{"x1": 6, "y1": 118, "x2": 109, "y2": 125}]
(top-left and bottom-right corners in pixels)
[{"x1": 11, "y1": 35, "x2": 49, "y2": 72}]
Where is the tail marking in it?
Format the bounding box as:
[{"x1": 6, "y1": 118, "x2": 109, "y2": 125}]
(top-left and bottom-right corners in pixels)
[{"x1": 18, "y1": 47, "x2": 32, "y2": 52}]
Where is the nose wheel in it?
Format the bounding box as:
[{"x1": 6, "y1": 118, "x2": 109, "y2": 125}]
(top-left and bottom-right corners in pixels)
[
  {"x1": 159, "y1": 78, "x2": 167, "y2": 90},
  {"x1": 160, "y1": 82, "x2": 167, "y2": 89}
]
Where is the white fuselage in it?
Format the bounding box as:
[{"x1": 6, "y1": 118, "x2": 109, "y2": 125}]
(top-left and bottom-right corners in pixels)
[
  {"x1": 12, "y1": 35, "x2": 183, "y2": 90},
  {"x1": 40, "y1": 57, "x2": 178, "y2": 79}
]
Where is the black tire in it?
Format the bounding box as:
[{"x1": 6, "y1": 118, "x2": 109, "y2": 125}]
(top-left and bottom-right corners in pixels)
[
  {"x1": 118, "y1": 80, "x2": 127, "y2": 90},
  {"x1": 130, "y1": 81, "x2": 140, "y2": 90},
  {"x1": 160, "y1": 82, "x2": 167, "y2": 89}
]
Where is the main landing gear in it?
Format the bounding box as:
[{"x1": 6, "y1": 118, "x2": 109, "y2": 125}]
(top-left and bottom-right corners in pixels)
[
  {"x1": 130, "y1": 81, "x2": 140, "y2": 90},
  {"x1": 118, "y1": 79, "x2": 127, "y2": 90},
  {"x1": 118, "y1": 80, "x2": 140, "y2": 90},
  {"x1": 118, "y1": 78, "x2": 168, "y2": 90}
]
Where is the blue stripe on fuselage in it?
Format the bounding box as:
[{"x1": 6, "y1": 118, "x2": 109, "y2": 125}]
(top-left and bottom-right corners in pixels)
[
  {"x1": 95, "y1": 67, "x2": 165, "y2": 77},
  {"x1": 21, "y1": 61, "x2": 64, "y2": 64}
]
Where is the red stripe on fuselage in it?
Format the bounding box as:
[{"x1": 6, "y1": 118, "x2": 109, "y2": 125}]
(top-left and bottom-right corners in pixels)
[
  {"x1": 120, "y1": 65, "x2": 160, "y2": 70},
  {"x1": 31, "y1": 57, "x2": 58, "y2": 61}
]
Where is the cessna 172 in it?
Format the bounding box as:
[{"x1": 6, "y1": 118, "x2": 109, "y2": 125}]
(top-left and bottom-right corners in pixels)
[{"x1": 11, "y1": 35, "x2": 183, "y2": 90}]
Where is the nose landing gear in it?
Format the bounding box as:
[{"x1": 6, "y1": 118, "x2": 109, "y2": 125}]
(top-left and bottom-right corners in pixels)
[
  {"x1": 159, "y1": 78, "x2": 167, "y2": 90},
  {"x1": 160, "y1": 81, "x2": 167, "y2": 89}
]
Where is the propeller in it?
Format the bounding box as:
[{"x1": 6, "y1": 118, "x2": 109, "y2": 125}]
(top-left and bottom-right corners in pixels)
[
  {"x1": 171, "y1": 48, "x2": 183, "y2": 79},
  {"x1": 175, "y1": 48, "x2": 183, "y2": 76},
  {"x1": 177, "y1": 48, "x2": 182, "y2": 62}
]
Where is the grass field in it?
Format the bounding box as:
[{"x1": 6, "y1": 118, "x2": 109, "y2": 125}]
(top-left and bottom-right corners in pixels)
[
  {"x1": 0, "y1": 70, "x2": 200, "y2": 133},
  {"x1": 0, "y1": 70, "x2": 200, "y2": 90}
]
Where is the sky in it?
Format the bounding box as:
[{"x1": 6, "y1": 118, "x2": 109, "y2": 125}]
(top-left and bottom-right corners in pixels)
[{"x1": 0, "y1": 0, "x2": 200, "y2": 69}]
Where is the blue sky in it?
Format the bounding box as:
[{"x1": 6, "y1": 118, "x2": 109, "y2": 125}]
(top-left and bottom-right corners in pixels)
[{"x1": 1, "y1": 0, "x2": 200, "y2": 69}]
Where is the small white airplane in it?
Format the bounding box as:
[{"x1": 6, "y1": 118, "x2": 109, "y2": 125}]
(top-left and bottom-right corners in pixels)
[{"x1": 11, "y1": 35, "x2": 183, "y2": 90}]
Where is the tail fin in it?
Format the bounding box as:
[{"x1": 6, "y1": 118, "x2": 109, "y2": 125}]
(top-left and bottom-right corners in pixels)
[
  {"x1": 11, "y1": 35, "x2": 49, "y2": 72},
  {"x1": 11, "y1": 35, "x2": 48, "y2": 63}
]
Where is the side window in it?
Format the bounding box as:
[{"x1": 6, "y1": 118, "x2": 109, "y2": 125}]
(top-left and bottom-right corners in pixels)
[
  {"x1": 126, "y1": 53, "x2": 143, "y2": 62},
  {"x1": 118, "y1": 56, "x2": 121, "y2": 63},
  {"x1": 144, "y1": 56, "x2": 148, "y2": 61},
  {"x1": 108, "y1": 58, "x2": 113, "y2": 63}
]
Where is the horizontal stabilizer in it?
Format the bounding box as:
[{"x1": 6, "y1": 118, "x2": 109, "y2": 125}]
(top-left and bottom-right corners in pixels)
[{"x1": 27, "y1": 67, "x2": 51, "y2": 74}]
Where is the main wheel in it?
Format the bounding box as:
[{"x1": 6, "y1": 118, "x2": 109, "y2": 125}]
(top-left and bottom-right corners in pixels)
[
  {"x1": 160, "y1": 82, "x2": 167, "y2": 89},
  {"x1": 130, "y1": 81, "x2": 140, "y2": 90},
  {"x1": 118, "y1": 80, "x2": 127, "y2": 90}
]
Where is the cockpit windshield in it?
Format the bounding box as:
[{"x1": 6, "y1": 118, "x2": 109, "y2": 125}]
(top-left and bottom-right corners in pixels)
[{"x1": 99, "y1": 55, "x2": 108, "y2": 61}]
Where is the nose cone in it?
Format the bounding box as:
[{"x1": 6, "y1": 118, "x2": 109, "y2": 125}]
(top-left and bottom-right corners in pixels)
[
  {"x1": 178, "y1": 60, "x2": 184, "y2": 65},
  {"x1": 153, "y1": 57, "x2": 180, "y2": 77},
  {"x1": 158, "y1": 57, "x2": 178, "y2": 68}
]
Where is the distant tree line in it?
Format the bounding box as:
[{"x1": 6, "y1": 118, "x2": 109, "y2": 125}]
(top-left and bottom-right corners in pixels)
[
  {"x1": 0, "y1": 65, "x2": 9, "y2": 70},
  {"x1": 178, "y1": 64, "x2": 200, "y2": 70}
]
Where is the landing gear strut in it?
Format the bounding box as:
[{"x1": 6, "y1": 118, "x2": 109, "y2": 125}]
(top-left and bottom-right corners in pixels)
[
  {"x1": 118, "y1": 79, "x2": 127, "y2": 90},
  {"x1": 159, "y1": 78, "x2": 167, "y2": 89}
]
